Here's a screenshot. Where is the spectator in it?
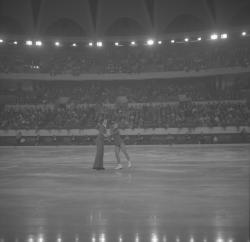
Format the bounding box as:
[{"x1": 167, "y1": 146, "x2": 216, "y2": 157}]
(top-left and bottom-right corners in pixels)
[{"x1": 1, "y1": 102, "x2": 248, "y2": 130}]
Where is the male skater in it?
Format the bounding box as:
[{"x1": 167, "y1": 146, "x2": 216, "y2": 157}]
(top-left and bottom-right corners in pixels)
[{"x1": 110, "y1": 120, "x2": 132, "y2": 169}]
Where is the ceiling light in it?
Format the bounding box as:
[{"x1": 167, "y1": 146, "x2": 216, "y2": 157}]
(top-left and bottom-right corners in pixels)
[
  {"x1": 210, "y1": 34, "x2": 218, "y2": 40},
  {"x1": 26, "y1": 40, "x2": 33, "y2": 46},
  {"x1": 147, "y1": 39, "x2": 154, "y2": 45}
]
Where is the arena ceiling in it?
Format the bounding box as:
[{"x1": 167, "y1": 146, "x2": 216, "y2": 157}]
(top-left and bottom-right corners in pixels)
[{"x1": 0, "y1": 0, "x2": 250, "y2": 37}]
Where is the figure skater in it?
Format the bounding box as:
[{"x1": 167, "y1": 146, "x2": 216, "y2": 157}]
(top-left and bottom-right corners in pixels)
[
  {"x1": 110, "y1": 120, "x2": 132, "y2": 169},
  {"x1": 93, "y1": 119, "x2": 108, "y2": 170}
]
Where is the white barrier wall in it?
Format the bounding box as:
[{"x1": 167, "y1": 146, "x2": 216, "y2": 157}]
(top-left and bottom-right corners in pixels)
[
  {"x1": 1, "y1": 66, "x2": 250, "y2": 82},
  {"x1": 0, "y1": 127, "x2": 249, "y2": 137}
]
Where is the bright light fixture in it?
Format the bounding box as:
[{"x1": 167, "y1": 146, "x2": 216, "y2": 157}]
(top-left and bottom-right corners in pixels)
[
  {"x1": 147, "y1": 39, "x2": 154, "y2": 45},
  {"x1": 184, "y1": 38, "x2": 189, "y2": 42},
  {"x1": 171, "y1": 39, "x2": 175, "y2": 43},
  {"x1": 115, "y1": 42, "x2": 119, "y2": 46},
  {"x1": 35, "y1": 40, "x2": 42, "y2": 46},
  {"x1": 221, "y1": 33, "x2": 228, "y2": 39},
  {"x1": 0, "y1": 39, "x2": 4, "y2": 43},
  {"x1": 88, "y1": 42, "x2": 93, "y2": 46},
  {"x1": 158, "y1": 40, "x2": 162, "y2": 44},
  {"x1": 96, "y1": 41, "x2": 103, "y2": 47},
  {"x1": 241, "y1": 31, "x2": 247, "y2": 36},
  {"x1": 26, "y1": 40, "x2": 33, "y2": 46},
  {"x1": 13, "y1": 41, "x2": 18, "y2": 45},
  {"x1": 72, "y1": 43, "x2": 77, "y2": 47},
  {"x1": 54, "y1": 41, "x2": 61, "y2": 46},
  {"x1": 197, "y1": 37, "x2": 202, "y2": 41},
  {"x1": 210, "y1": 34, "x2": 218, "y2": 40},
  {"x1": 131, "y1": 41, "x2": 136, "y2": 45}
]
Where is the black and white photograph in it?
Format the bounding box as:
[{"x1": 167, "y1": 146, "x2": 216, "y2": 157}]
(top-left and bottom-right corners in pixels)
[{"x1": 0, "y1": 0, "x2": 249, "y2": 241}]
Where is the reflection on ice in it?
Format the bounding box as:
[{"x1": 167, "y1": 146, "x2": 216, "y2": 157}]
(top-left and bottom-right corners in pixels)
[
  {"x1": 37, "y1": 234, "x2": 44, "y2": 242},
  {"x1": 189, "y1": 236, "x2": 195, "y2": 242},
  {"x1": 56, "y1": 235, "x2": 62, "y2": 242},
  {"x1": 163, "y1": 235, "x2": 167, "y2": 242},
  {"x1": 0, "y1": 233, "x2": 243, "y2": 242},
  {"x1": 135, "y1": 233, "x2": 140, "y2": 242},
  {"x1": 216, "y1": 237, "x2": 224, "y2": 242},
  {"x1": 91, "y1": 234, "x2": 96, "y2": 242},
  {"x1": 27, "y1": 235, "x2": 34, "y2": 242},
  {"x1": 74, "y1": 235, "x2": 79, "y2": 242},
  {"x1": 151, "y1": 232, "x2": 158, "y2": 242},
  {"x1": 118, "y1": 235, "x2": 123, "y2": 242},
  {"x1": 99, "y1": 233, "x2": 106, "y2": 242}
]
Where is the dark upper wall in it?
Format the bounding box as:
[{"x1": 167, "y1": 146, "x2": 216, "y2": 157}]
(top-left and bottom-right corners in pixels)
[
  {"x1": 0, "y1": 0, "x2": 249, "y2": 37},
  {"x1": 37, "y1": 0, "x2": 94, "y2": 37},
  {"x1": 0, "y1": 0, "x2": 34, "y2": 34}
]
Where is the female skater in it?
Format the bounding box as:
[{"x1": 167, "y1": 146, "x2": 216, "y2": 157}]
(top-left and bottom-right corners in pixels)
[
  {"x1": 111, "y1": 120, "x2": 132, "y2": 169},
  {"x1": 93, "y1": 119, "x2": 108, "y2": 170}
]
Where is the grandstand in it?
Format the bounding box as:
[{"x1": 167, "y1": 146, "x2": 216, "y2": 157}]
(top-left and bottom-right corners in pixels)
[
  {"x1": 1, "y1": 37, "x2": 250, "y2": 145},
  {"x1": 0, "y1": 0, "x2": 249, "y2": 242}
]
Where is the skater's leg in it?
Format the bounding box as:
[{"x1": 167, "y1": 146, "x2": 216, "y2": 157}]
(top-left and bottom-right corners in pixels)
[
  {"x1": 115, "y1": 146, "x2": 122, "y2": 169},
  {"x1": 120, "y1": 143, "x2": 132, "y2": 167},
  {"x1": 120, "y1": 143, "x2": 130, "y2": 161}
]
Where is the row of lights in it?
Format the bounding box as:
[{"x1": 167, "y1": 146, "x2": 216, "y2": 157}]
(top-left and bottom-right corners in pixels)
[
  {"x1": 0, "y1": 31, "x2": 248, "y2": 48},
  {"x1": 0, "y1": 39, "x2": 160, "y2": 47}
]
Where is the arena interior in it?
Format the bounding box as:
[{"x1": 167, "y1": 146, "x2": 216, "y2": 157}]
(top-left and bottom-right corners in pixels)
[{"x1": 0, "y1": 0, "x2": 249, "y2": 241}]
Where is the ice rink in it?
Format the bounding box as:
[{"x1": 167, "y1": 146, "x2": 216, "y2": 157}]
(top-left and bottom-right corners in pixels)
[{"x1": 0, "y1": 144, "x2": 249, "y2": 242}]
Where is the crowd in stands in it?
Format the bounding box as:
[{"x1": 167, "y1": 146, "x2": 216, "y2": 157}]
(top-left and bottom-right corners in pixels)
[
  {"x1": 1, "y1": 76, "x2": 248, "y2": 105},
  {"x1": 0, "y1": 102, "x2": 249, "y2": 129},
  {"x1": 0, "y1": 39, "x2": 250, "y2": 75},
  {"x1": 1, "y1": 38, "x2": 250, "y2": 132}
]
